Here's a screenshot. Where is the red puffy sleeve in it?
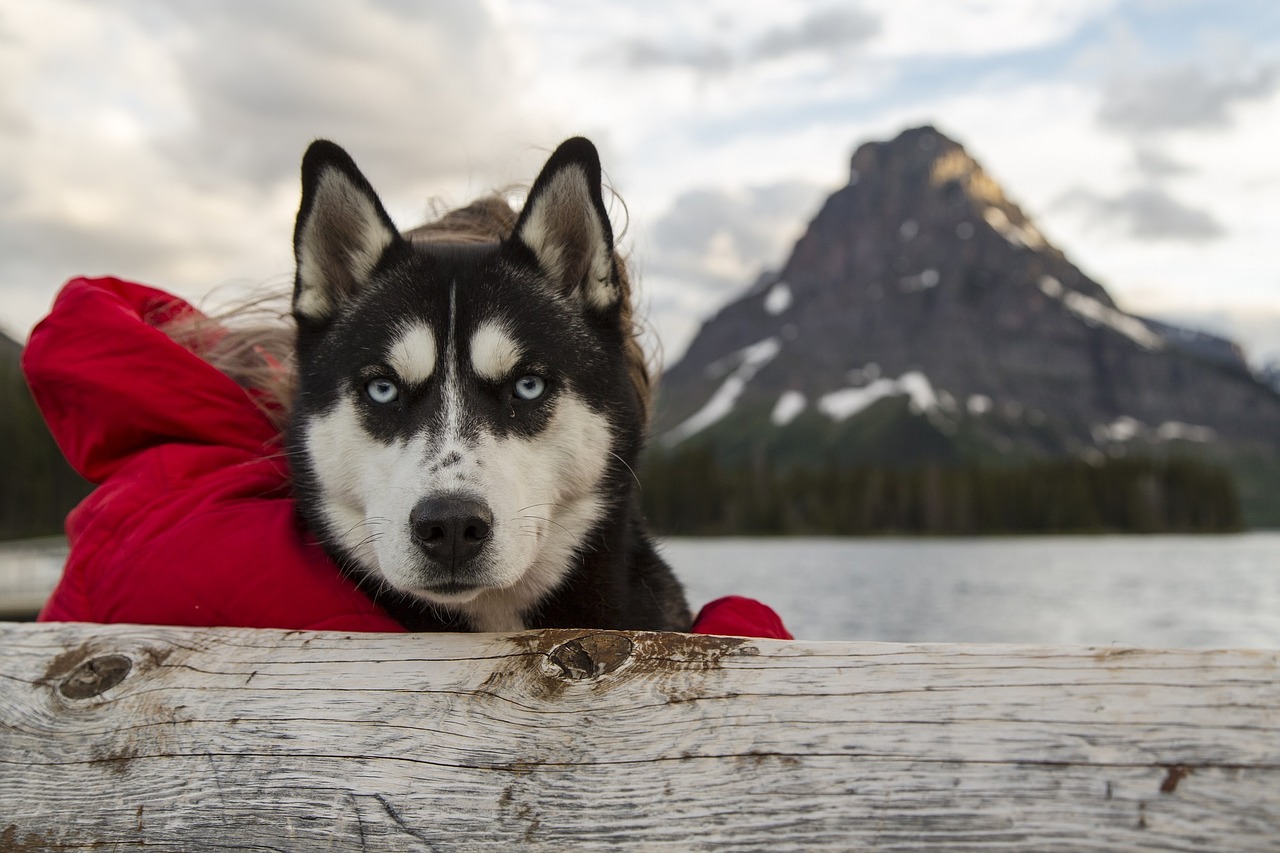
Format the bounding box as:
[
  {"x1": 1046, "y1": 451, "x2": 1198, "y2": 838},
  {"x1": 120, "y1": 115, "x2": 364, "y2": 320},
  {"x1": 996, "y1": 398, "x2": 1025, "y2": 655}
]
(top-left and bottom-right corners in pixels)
[{"x1": 691, "y1": 596, "x2": 793, "y2": 639}]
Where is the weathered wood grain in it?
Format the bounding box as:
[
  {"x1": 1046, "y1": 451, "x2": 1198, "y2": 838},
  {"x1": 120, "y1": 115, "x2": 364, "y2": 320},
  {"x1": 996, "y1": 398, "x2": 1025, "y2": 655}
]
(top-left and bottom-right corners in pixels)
[{"x1": 1, "y1": 621, "x2": 1277, "y2": 851}]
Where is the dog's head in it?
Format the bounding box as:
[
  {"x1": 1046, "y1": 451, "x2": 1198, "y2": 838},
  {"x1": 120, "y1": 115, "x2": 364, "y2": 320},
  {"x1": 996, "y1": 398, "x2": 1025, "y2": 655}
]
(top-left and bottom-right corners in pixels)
[{"x1": 288, "y1": 138, "x2": 645, "y2": 623}]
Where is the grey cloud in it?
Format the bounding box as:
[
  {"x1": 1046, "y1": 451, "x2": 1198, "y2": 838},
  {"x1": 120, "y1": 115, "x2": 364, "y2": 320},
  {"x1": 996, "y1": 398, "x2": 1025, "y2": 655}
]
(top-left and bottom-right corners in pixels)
[
  {"x1": 0, "y1": 194, "x2": 262, "y2": 294},
  {"x1": 0, "y1": 211, "x2": 199, "y2": 339},
  {"x1": 1132, "y1": 146, "x2": 1191, "y2": 179},
  {"x1": 640, "y1": 180, "x2": 827, "y2": 363},
  {"x1": 126, "y1": 2, "x2": 535, "y2": 191},
  {"x1": 367, "y1": 0, "x2": 493, "y2": 34},
  {"x1": 0, "y1": 1, "x2": 567, "y2": 339},
  {"x1": 653, "y1": 183, "x2": 820, "y2": 252},
  {"x1": 1095, "y1": 58, "x2": 1267, "y2": 240},
  {"x1": 1056, "y1": 185, "x2": 1224, "y2": 241},
  {"x1": 618, "y1": 5, "x2": 879, "y2": 72},
  {"x1": 620, "y1": 41, "x2": 734, "y2": 73},
  {"x1": 646, "y1": 181, "x2": 826, "y2": 299},
  {"x1": 753, "y1": 8, "x2": 880, "y2": 60},
  {"x1": 1099, "y1": 61, "x2": 1279, "y2": 134}
]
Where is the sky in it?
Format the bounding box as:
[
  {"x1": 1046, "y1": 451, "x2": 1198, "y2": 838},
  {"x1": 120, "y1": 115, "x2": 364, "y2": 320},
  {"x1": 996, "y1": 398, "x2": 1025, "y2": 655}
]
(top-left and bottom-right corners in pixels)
[{"x1": 2, "y1": 0, "x2": 1279, "y2": 368}]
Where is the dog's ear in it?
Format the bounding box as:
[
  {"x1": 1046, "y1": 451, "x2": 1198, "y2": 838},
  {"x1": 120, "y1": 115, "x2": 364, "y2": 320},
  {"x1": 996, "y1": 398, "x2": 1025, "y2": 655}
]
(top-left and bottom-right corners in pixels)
[
  {"x1": 293, "y1": 140, "x2": 401, "y2": 323},
  {"x1": 511, "y1": 137, "x2": 618, "y2": 310}
]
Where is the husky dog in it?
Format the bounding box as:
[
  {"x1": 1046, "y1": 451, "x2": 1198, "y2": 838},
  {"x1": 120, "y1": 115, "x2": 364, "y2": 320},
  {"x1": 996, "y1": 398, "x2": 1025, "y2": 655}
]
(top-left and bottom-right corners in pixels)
[{"x1": 288, "y1": 137, "x2": 691, "y2": 632}]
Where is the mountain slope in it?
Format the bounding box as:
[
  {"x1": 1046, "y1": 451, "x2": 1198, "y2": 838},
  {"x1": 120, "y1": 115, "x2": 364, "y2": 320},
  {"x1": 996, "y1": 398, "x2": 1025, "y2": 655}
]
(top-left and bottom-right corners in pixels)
[{"x1": 655, "y1": 126, "x2": 1280, "y2": 468}]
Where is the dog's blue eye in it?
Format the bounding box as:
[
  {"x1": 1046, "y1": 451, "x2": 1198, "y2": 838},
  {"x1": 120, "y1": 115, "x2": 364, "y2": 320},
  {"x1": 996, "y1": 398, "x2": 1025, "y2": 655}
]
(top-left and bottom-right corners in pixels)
[
  {"x1": 366, "y1": 377, "x2": 399, "y2": 404},
  {"x1": 513, "y1": 375, "x2": 546, "y2": 401}
]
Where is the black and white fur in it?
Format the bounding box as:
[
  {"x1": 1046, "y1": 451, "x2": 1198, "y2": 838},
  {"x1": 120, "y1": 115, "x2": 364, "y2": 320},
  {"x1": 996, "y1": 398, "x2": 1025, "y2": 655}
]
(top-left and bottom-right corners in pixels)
[{"x1": 289, "y1": 137, "x2": 690, "y2": 632}]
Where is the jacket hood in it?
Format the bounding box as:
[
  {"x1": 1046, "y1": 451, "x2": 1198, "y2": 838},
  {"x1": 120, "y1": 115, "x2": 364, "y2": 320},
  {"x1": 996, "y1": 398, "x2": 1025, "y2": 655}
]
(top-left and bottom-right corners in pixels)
[{"x1": 22, "y1": 277, "x2": 280, "y2": 483}]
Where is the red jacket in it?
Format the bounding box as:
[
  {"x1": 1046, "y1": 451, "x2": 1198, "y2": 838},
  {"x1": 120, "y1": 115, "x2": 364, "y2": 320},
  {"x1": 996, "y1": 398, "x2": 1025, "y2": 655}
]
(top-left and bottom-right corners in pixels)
[{"x1": 24, "y1": 277, "x2": 791, "y2": 639}]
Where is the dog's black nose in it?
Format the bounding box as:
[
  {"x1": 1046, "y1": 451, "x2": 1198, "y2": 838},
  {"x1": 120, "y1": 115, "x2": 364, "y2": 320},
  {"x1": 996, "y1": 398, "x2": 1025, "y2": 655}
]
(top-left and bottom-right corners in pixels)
[{"x1": 410, "y1": 495, "x2": 493, "y2": 568}]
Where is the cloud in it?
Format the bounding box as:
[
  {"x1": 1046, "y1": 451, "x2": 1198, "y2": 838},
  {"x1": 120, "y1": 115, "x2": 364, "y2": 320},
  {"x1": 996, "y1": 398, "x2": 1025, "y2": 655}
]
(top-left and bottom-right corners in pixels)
[
  {"x1": 645, "y1": 181, "x2": 827, "y2": 293},
  {"x1": 1098, "y1": 60, "x2": 1280, "y2": 135},
  {"x1": 1132, "y1": 146, "x2": 1191, "y2": 179},
  {"x1": 0, "y1": 0, "x2": 567, "y2": 335},
  {"x1": 619, "y1": 41, "x2": 734, "y2": 73},
  {"x1": 1083, "y1": 52, "x2": 1276, "y2": 267},
  {"x1": 637, "y1": 180, "x2": 827, "y2": 363},
  {"x1": 616, "y1": 6, "x2": 880, "y2": 73},
  {"x1": 1055, "y1": 185, "x2": 1224, "y2": 242},
  {"x1": 753, "y1": 8, "x2": 881, "y2": 61},
  {"x1": 139, "y1": 2, "x2": 543, "y2": 186}
]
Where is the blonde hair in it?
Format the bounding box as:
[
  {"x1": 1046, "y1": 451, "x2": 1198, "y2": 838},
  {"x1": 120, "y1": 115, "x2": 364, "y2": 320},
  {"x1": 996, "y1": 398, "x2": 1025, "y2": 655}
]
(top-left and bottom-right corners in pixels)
[
  {"x1": 165, "y1": 194, "x2": 654, "y2": 433},
  {"x1": 157, "y1": 291, "x2": 296, "y2": 433}
]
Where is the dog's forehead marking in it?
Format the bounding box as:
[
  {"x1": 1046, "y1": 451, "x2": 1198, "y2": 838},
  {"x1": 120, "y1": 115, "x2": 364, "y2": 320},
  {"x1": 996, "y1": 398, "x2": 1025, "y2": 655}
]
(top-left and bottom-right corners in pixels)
[
  {"x1": 470, "y1": 320, "x2": 524, "y2": 381},
  {"x1": 386, "y1": 322, "x2": 437, "y2": 384},
  {"x1": 442, "y1": 281, "x2": 462, "y2": 439}
]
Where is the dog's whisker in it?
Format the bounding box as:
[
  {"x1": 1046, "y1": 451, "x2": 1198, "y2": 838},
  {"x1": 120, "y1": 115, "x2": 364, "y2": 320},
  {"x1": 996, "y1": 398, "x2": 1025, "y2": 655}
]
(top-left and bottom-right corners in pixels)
[
  {"x1": 354, "y1": 533, "x2": 384, "y2": 551},
  {"x1": 609, "y1": 451, "x2": 642, "y2": 490},
  {"x1": 516, "y1": 514, "x2": 574, "y2": 538}
]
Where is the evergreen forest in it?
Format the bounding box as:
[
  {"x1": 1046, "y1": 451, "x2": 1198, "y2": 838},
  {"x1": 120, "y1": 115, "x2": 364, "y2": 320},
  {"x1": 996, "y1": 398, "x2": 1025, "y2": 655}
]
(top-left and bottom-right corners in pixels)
[
  {"x1": 0, "y1": 336, "x2": 92, "y2": 540},
  {"x1": 640, "y1": 446, "x2": 1243, "y2": 536}
]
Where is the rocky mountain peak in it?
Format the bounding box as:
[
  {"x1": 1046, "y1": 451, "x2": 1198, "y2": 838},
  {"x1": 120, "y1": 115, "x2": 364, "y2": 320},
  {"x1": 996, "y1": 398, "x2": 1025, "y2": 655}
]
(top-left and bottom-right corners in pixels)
[
  {"x1": 846, "y1": 125, "x2": 1047, "y2": 252},
  {"x1": 849, "y1": 124, "x2": 959, "y2": 184},
  {"x1": 655, "y1": 125, "x2": 1280, "y2": 464}
]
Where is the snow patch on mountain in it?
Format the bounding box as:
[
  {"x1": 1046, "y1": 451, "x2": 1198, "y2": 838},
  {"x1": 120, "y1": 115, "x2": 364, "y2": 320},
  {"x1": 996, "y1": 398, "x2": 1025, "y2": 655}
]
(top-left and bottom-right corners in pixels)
[
  {"x1": 666, "y1": 337, "x2": 782, "y2": 444},
  {"x1": 1038, "y1": 276, "x2": 1164, "y2": 351},
  {"x1": 818, "y1": 370, "x2": 939, "y2": 421},
  {"x1": 967, "y1": 394, "x2": 993, "y2": 415},
  {"x1": 1157, "y1": 422, "x2": 1217, "y2": 442},
  {"x1": 899, "y1": 268, "x2": 940, "y2": 293},
  {"x1": 764, "y1": 281, "x2": 793, "y2": 315},
  {"x1": 771, "y1": 390, "x2": 806, "y2": 426},
  {"x1": 983, "y1": 206, "x2": 1044, "y2": 249},
  {"x1": 1095, "y1": 416, "x2": 1142, "y2": 443},
  {"x1": 1093, "y1": 416, "x2": 1216, "y2": 444}
]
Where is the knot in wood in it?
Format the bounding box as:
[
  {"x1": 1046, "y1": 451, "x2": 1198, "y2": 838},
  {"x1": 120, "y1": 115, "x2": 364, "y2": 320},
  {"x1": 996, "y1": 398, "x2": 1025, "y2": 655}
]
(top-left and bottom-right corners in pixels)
[
  {"x1": 58, "y1": 654, "x2": 132, "y2": 700},
  {"x1": 547, "y1": 633, "x2": 634, "y2": 681}
]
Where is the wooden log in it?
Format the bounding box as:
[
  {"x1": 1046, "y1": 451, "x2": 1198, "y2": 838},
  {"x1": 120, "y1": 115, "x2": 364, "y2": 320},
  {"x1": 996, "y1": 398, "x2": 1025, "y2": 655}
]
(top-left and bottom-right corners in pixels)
[{"x1": 1, "y1": 621, "x2": 1277, "y2": 850}]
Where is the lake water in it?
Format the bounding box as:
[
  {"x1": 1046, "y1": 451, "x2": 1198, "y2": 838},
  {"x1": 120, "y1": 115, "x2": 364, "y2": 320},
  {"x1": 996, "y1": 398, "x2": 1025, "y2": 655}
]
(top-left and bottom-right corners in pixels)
[{"x1": 664, "y1": 533, "x2": 1280, "y2": 648}]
